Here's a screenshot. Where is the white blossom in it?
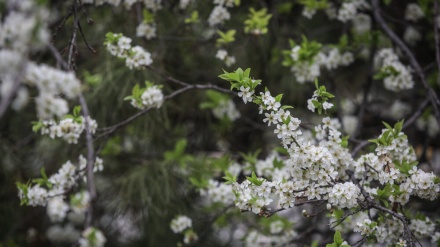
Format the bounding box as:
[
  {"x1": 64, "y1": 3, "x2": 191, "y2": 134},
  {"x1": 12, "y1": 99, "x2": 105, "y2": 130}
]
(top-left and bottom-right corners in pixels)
[{"x1": 170, "y1": 215, "x2": 192, "y2": 233}]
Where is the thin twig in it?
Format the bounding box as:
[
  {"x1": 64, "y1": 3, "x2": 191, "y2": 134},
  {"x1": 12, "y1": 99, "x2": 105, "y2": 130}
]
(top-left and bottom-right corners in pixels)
[
  {"x1": 351, "y1": 20, "x2": 377, "y2": 140},
  {"x1": 147, "y1": 65, "x2": 236, "y2": 95},
  {"x1": 403, "y1": 98, "x2": 429, "y2": 129},
  {"x1": 351, "y1": 97, "x2": 430, "y2": 156},
  {"x1": 372, "y1": 0, "x2": 440, "y2": 126},
  {"x1": 68, "y1": 0, "x2": 96, "y2": 229},
  {"x1": 95, "y1": 83, "x2": 232, "y2": 138},
  {"x1": 347, "y1": 169, "x2": 415, "y2": 245},
  {"x1": 52, "y1": 10, "x2": 73, "y2": 43},
  {"x1": 434, "y1": 0, "x2": 440, "y2": 77},
  {"x1": 78, "y1": 21, "x2": 96, "y2": 53}
]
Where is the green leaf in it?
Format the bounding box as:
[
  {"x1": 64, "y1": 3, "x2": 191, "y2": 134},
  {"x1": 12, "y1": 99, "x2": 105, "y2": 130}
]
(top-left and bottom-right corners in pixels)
[
  {"x1": 31, "y1": 120, "x2": 43, "y2": 133},
  {"x1": 275, "y1": 94, "x2": 283, "y2": 102},
  {"x1": 333, "y1": 209, "x2": 344, "y2": 220},
  {"x1": 164, "y1": 139, "x2": 188, "y2": 163},
  {"x1": 273, "y1": 158, "x2": 284, "y2": 169},
  {"x1": 216, "y1": 29, "x2": 236, "y2": 45},
  {"x1": 244, "y1": 8, "x2": 272, "y2": 35},
  {"x1": 185, "y1": 11, "x2": 199, "y2": 24},
  {"x1": 142, "y1": 9, "x2": 155, "y2": 23},
  {"x1": 73, "y1": 105, "x2": 81, "y2": 117},
  {"x1": 246, "y1": 171, "x2": 263, "y2": 186},
  {"x1": 223, "y1": 171, "x2": 237, "y2": 185},
  {"x1": 189, "y1": 177, "x2": 208, "y2": 188},
  {"x1": 83, "y1": 71, "x2": 102, "y2": 86},
  {"x1": 394, "y1": 119, "x2": 404, "y2": 136},
  {"x1": 382, "y1": 121, "x2": 392, "y2": 130},
  {"x1": 281, "y1": 105, "x2": 294, "y2": 110},
  {"x1": 341, "y1": 135, "x2": 349, "y2": 148},
  {"x1": 334, "y1": 231, "x2": 343, "y2": 245},
  {"x1": 240, "y1": 149, "x2": 261, "y2": 166}
]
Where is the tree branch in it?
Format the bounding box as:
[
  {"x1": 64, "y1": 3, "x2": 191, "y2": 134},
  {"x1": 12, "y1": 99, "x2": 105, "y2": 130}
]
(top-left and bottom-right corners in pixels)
[
  {"x1": 69, "y1": 0, "x2": 96, "y2": 228},
  {"x1": 372, "y1": 0, "x2": 440, "y2": 126},
  {"x1": 96, "y1": 83, "x2": 232, "y2": 138},
  {"x1": 434, "y1": 0, "x2": 440, "y2": 78}
]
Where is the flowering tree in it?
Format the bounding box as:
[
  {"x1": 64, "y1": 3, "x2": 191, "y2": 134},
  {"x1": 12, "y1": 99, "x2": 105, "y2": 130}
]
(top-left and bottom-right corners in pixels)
[{"x1": 1, "y1": 0, "x2": 440, "y2": 246}]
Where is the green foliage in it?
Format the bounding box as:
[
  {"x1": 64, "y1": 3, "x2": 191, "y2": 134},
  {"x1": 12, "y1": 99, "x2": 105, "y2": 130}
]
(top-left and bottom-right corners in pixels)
[
  {"x1": 124, "y1": 81, "x2": 162, "y2": 107},
  {"x1": 373, "y1": 65, "x2": 400, "y2": 80},
  {"x1": 31, "y1": 120, "x2": 44, "y2": 133},
  {"x1": 239, "y1": 149, "x2": 261, "y2": 167},
  {"x1": 375, "y1": 183, "x2": 402, "y2": 207},
  {"x1": 369, "y1": 120, "x2": 405, "y2": 146},
  {"x1": 276, "y1": 2, "x2": 294, "y2": 13},
  {"x1": 32, "y1": 167, "x2": 52, "y2": 189},
  {"x1": 15, "y1": 182, "x2": 29, "y2": 206},
  {"x1": 143, "y1": 9, "x2": 155, "y2": 24},
  {"x1": 219, "y1": 68, "x2": 261, "y2": 91},
  {"x1": 244, "y1": 8, "x2": 272, "y2": 35},
  {"x1": 326, "y1": 231, "x2": 351, "y2": 247},
  {"x1": 282, "y1": 36, "x2": 322, "y2": 66},
  {"x1": 246, "y1": 171, "x2": 264, "y2": 186},
  {"x1": 311, "y1": 79, "x2": 335, "y2": 114},
  {"x1": 341, "y1": 135, "x2": 349, "y2": 148},
  {"x1": 222, "y1": 171, "x2": 237, "y2": 185},
  {"x1": 184, "y1": 11, "x2": 199, "y2": 24},
  {"x1": 83, "y1": 71, "x2": 102, "y2": 87},
  {"x1": 394, "y1": 160, "x2": 418, "y2": 175},
  {"x1": 333, "y1": 209, "x2": 344, "y2": 221},
  {"x1": 63, "y1": 105, "x2": 83, "y2": 123},
  {"x1": 298, "y1": 0, "x2": 328, "y2": 10},
  {"x1": 199, "y1": 90, "x2": 230, "y2": 110},
  {"x1": 163, "y1": 139, "x2": 193, "y2": 166},
  {"x1": 104, "y1": 32, "x2": 122, "y2": 46},
  {"x1": 216, "y1": 30, "x2": 236, "y2": 46}
]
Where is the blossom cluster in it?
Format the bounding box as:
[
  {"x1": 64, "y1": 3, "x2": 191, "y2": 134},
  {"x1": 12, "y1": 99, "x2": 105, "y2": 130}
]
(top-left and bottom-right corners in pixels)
[
  {"x1": 38, "y1": 116, "x2": 98, "y2": 144},
  {"x1": 416, "y1": 114, "x2": 440, "y2": 138},
  {"x1": 212, "y1": 99, "x2": 240, "y2": 121},
  {"x1": 336, "y1": 0, "x2": 370, "y2": 23},
  {"x1": 374, "y1": 48, "x2": 414, "y2": 91},
  {"x1": 105, "y1": 33, "x2": 153, "y2": 70},
  {"x1": 327, "y1": 182, "x2": 360, "y2": 209},
  {"x1": 170, "y1": 215, "x2": 193, "y2": 233},
  {"x1": 17, "y1": 156, "x2": 104, "y2": 207},
  {"x1": 136, "y1": 22, "x2": 157, "y2": 40},
  {"x1": 286, "y1": 43, "x2": 354, "y2": 84},
  {"x1": 220, "y1": 69, "x2": 359, "y2": 215},
  {"x1": 404, "y1": 3, "x2": 425, "y2": 22},
  {"x1": 200, "y1": 179, "x2": 235, "y2": 205},
  {"x1": 25, "y1": 62, "x2": 82, "y2": 119},
  {"x1": 0, "y1": 0, "x2": 50, "y2": 52},
  {"x1": 126, "y1": 83, "x2": 164, "y2": 110},
  {"x1": 208, "y1": 0, "x2": 236, "y2": 27},
  {"x1": 79, "y1": 227, "x2": 107, "y2": 247},
  {"x1": 307, "y1": 91, "x2": 334, "y2": 113},
  {"x1": 215, "y1": 49, "x2": 236, "y2": 67},
  {"x1": 219, "y1": 68, "x2": 440, "y2": 246}
]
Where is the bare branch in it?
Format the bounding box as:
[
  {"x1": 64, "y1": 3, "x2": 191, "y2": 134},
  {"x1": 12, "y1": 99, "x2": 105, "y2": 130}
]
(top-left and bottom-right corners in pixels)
[
  {"x1": 372, "y1": 0, "x2": 440, "y2": 126},
  {"x1": 95, "y1": 83, "x2": 232, "y2": 138},
  {"x1": 68, "y1": 0, "x2": 96, "y2": 229},
  {"x1": 434, "y1": 0, "x2": 440, "y2": 77}
]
